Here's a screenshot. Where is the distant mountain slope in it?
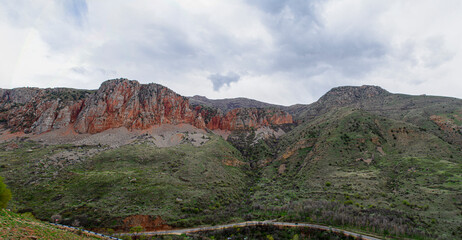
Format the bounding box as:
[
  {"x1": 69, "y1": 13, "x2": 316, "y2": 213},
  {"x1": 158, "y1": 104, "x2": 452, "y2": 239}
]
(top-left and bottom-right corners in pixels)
[
  {"x1": 287, "y1": 85, "x2": 462, "y2": 145},
  {"x1": 189, "y1": 95, "x2": 284, "y2": 112}
]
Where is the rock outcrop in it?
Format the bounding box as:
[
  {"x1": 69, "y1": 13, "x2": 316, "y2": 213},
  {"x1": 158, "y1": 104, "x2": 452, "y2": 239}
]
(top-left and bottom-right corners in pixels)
[
  {"x1": 0, "y1": 79, "x2": 293, "y2": 134},
  {"x1": 0, "y1": 88, "x2": 89, "y2": 134}
]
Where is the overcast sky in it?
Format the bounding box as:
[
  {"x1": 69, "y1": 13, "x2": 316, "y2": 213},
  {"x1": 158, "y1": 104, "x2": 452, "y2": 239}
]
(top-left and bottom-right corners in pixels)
[{"x1": 1, "y1": 0, "x2": 462, "y2": 105}]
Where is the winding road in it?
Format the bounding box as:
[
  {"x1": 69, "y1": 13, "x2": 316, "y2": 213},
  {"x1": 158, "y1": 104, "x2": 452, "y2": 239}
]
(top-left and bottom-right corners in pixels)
[{"x1": 116, "y1": 221, "x2": 382, "y2": 240}]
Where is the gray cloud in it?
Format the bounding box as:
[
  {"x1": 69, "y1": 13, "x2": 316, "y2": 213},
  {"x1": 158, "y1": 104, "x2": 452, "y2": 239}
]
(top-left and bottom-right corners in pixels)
[
  {"x1": 208, "y1": 72, "x2": 241, "y2": 91},
  {"x1": 0, "y1": 0, "x2": 461, "y2": 105},
  {"x1": 253, "y1": 0, "x2": 387, "y2": 77}
]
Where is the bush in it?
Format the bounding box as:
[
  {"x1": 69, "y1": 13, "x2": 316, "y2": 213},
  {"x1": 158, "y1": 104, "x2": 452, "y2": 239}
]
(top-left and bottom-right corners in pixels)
[
  {"x1": 402, "y1": 200, "x2": 410, "y2": 206},
  {"x1": 325, "y1": 182, "x2": 332, "y2": 187},
  {"x1": 21, "y1": 212, "x2": 36, "y2": 219},
  {"x1": 344, "y1": 200, "x2": 353, "y2": 205},
  {"x1": 0, "y1": 176, "x2": 12, "y2": 208},
  {"x1": 130, "y1": 225, "x2": 144, "y2": 233}
]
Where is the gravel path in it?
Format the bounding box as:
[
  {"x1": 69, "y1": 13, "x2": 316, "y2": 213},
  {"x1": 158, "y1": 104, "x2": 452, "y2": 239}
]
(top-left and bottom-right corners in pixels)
[{"x1": 116, "y1": 220, "x2": 382, "y2": 240}]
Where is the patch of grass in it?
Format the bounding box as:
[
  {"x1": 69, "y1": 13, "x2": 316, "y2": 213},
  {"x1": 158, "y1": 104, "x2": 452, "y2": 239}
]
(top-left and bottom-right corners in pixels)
[{"x1": 0, "y1": 209, "x2": 98, "y2": 239}]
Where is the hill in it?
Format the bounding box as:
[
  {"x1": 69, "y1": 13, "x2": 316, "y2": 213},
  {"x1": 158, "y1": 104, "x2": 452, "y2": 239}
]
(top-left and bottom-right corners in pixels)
[
  {"x1": 0, "y1": 80, "x2": 461, "y2": 239},
  {"x1": 253, "y1": 108, "x2": 461, "y2": 238},
  {"x1": 0, "y1": 134, "x2": 250, "y2": 231},
  {"x1": 189, "y1": 95, "x2": 284, "y2": 112}
]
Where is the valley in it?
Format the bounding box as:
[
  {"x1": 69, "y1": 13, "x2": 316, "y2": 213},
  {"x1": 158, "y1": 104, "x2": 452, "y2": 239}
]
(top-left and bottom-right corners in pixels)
[{"x1": 0, "y1": 79, "x2": 461, "y2": 239}]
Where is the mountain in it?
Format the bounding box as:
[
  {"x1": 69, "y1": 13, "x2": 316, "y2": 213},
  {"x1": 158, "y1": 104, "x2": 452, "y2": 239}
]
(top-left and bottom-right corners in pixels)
[
  {"x1": 189, "y1": 95, "x2": 284, "y2": 112},
  {"x1": 0, "y1": 80, "x2": 461, "y2": 239},
  {"x1": 0, "y1": 79, "x2": 292, "y2": 135}
]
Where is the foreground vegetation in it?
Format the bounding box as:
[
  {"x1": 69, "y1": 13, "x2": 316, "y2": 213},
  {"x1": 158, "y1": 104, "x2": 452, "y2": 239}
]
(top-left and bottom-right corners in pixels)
[{"x1": 0, "y1": 209, "x2": 99, "y2": 239}]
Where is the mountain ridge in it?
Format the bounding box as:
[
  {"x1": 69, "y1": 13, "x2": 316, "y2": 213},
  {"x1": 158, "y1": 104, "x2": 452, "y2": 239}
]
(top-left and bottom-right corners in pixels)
[{"x1": 0, "y1": 79, "x2": 293, "y2": 134}]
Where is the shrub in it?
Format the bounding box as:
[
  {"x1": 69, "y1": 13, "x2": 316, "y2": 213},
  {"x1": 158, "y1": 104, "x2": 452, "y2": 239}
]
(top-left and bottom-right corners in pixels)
[
  {"x1": 21, "y1": 212, "x2": 36, "y2": 219},
  {"x1": 402, "y1": 200, "x2": 410, "y2": 206},
  {"x1": 325, "y1": 182, "x2": 332, "y2": 187},
  {"x1": 344, "y1": 200, "x2": 354, "y2": 205},
  {"x1": 0, "y1": 176, "x2": 12, "y2": 208},
  {"x1": 130, "y1": 225, "x2": 144, "y2": 233}
]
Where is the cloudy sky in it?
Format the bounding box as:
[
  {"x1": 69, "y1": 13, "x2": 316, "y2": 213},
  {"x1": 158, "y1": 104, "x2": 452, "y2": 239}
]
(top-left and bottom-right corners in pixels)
[{"x1": 1, "y1": 0, "x2": 461, "y2": 105}]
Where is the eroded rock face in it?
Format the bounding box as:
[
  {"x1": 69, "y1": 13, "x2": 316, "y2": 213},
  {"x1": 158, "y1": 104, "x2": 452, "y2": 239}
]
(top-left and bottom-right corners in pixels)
[
  {"x1": 199, "y1": 107, "x2": 293, "y2": 131},
  {"x1": 74, "y1": 79, "x2": 197, "y2": 133},
  {"x1": 0, "y1": 88, "x2": 88, "y2": 134},
  {"x1": 0, "y1": 79, "x2": 293, "y2": 134}
]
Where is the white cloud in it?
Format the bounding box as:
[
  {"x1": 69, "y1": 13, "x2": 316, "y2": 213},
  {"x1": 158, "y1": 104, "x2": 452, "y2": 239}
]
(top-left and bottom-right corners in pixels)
[{"x1": 0, "y1": 0, "x2": 462, "y2": 105}]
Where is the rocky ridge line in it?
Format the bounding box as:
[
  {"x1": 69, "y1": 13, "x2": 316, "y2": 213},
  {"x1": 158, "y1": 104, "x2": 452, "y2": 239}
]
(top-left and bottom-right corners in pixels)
[{"x1": 0, "y1": 79, "x2": 293, "y2": 134}]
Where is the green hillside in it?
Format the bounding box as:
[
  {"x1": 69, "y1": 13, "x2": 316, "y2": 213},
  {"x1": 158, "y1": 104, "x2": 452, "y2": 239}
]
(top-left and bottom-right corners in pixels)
[
  {"x1": 0, "y1": 135, "x2": 249, "y2": 229},
  {"x1": 252, "y1": 108, "x2": 461, "y2": 239},
  {"x1": 0, "y1": 209, "x2": 99, "y2": 239}
]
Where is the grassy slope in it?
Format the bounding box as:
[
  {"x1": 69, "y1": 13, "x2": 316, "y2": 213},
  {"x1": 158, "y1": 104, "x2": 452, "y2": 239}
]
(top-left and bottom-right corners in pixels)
[
  {"x1": 0, "y1": 209, "x2": 98, "y2": 239},
  {"x1": 253, "y1": 108, "x2": 461, "y2": 239},
  {"x1": 0, "y1": 135, "x2": 249, "y2": 229}
]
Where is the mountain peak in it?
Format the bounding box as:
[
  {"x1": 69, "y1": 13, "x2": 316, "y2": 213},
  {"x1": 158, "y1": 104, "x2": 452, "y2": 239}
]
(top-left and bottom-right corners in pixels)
[{"x1": 318, "y1": 85, "x2": 390, "y2": 105}]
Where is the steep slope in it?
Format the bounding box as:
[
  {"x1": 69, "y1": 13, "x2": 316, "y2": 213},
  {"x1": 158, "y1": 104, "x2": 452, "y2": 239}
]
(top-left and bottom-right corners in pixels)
[
  {"x1": 0, "y1": 79, "x2": 293, "y2": 135},
  {"x1": 0, "y1": 88, "x2": 92, "y2": 134}
]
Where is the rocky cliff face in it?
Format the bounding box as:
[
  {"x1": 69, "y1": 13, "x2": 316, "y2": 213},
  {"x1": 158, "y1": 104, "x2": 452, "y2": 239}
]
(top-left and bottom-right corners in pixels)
[
  {"x1": 0, "y1": 79, "x2": 293, "y2": 134},
  {"x1": 0, "y1": 88, "x2": 90, "y2": 134},
  {"x1": 193, "y1": 106, "x2": 292, "y2": 131}
]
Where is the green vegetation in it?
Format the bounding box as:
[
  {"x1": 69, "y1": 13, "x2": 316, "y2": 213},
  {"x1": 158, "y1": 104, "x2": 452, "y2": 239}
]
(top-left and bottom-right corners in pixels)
[
  {"x1": 251, "y1": 109, "x2": 462, "y2": 239},
  {"x1": 0, "y1": 176, "x2": 11, "y2": 208},
  {"x1": 0, "y1": 209, "x2": 98, "y2": 239},
  {"x1": 0, "y1": 136, "x2": 249, "y2": 229},
  {"x1": 42, "y1": 88, "x2": 95, "y2": 102}
]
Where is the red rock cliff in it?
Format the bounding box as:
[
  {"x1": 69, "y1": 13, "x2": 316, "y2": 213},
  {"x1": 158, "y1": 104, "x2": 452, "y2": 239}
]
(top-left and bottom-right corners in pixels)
[
  {"x1": 0, "y1": 88, "x2": 88, "y2": 134},
  {"x1": 0, "y1": 79, "x2": 293, "y2": 134}
]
